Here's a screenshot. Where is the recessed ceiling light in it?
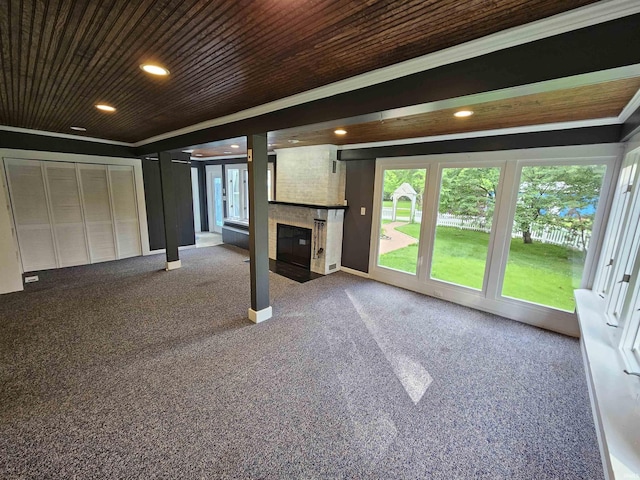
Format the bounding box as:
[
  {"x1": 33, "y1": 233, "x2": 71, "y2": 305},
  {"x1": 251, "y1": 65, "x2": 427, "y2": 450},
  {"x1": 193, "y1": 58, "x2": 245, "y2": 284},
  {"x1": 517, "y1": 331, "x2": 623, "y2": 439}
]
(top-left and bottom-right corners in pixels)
[
  {"x1": 224, "y1": 151, "x2": 232, "y2": 154},
  {"x1": 182, "y1": 149, "x2": 194, "y2": 153},
  {"x1": 454, "y1": 110, "x2": 474, "y2": 118},
  {"x1": 288, "y1": 139, "x2": 300, "y2": 144},
  {"x1": 334, "y1": 129, "x2": 347, "y2": 135},
  {"x1": 140, "y1": 64, "x2": 170, "y2": 76},
  {"x1": 95, "y1": 104, "x2": 116, "y2": 112},
  {"x1": 70, "y1": 126, "x2": 86, "y2": 131},
  {"x1": 230, "y1": 144, "x2": 240, "y2": 149}
]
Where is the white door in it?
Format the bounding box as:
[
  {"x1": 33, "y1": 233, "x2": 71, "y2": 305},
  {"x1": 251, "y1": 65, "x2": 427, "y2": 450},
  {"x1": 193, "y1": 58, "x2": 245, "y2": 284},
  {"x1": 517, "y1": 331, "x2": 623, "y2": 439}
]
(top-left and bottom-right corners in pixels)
[
  {"x1": 206, "y1": 165, "x2": 223, "y2": 233},
  {"x1": 5, "y1": 159, "x2": 57, "y2": 272},
  {"x1": 43, "y1": 162, "x2": 90, "y2": 267},
  {"x1": 5, "y1": 160, "x2": 143, "y2": 272},
  {"x1": 108, "y1": 165, "x2": 142, "y2": 259},
  {"x1": 78, "y1": 164, "x2": 117, "y2": 263}
]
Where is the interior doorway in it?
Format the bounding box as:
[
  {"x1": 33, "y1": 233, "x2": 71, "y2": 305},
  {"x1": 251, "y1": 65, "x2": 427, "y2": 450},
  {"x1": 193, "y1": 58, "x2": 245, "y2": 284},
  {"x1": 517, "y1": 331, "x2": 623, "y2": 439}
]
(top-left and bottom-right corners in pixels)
[{"x1": 206, "y1": 165, "x2": 224, "y2": 234}]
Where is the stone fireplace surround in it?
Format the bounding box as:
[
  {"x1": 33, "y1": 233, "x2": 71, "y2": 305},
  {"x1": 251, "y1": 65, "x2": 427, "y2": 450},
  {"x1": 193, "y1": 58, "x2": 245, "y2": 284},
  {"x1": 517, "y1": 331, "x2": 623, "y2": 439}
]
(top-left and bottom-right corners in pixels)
[
  {"x1": 268, "y1": 202, "x2": 345, "y2": 275},
  {"x1": 269, "y1": 145, "x2": 347, "y2": 275}
]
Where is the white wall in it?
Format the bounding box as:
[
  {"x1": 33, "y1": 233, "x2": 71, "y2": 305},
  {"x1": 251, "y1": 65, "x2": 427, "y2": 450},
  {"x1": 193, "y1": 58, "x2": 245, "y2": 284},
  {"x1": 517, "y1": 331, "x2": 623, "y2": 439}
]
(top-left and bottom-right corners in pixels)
[{"x1": 0, "y1": 158, "x2": 23, "y2": 294}]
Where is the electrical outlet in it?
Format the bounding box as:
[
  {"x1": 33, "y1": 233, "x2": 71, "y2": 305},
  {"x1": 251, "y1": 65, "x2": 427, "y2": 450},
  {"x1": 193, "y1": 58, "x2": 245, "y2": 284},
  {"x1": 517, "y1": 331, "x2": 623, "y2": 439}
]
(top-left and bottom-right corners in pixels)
[{"x1": 24, "y1": 275, "x2": 39, "y2": 283}]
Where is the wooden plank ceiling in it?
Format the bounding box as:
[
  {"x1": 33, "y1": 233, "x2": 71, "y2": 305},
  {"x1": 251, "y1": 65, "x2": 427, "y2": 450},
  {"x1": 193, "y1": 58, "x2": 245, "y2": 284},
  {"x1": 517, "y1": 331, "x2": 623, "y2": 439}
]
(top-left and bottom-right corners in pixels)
[
  {"x1": 187, "y1": 77, "x2": 640, "y2": 157},
  {"x1": 0, "y1": 0, "x2": 599, "y2": 143}
]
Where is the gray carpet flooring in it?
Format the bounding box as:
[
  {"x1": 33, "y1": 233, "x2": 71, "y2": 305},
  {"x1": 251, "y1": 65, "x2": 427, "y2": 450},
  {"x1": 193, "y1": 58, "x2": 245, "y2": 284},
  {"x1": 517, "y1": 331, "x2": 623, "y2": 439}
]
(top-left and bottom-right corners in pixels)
[{"x1": 0, "y1": 245, "x2": 603, "y2": 479}]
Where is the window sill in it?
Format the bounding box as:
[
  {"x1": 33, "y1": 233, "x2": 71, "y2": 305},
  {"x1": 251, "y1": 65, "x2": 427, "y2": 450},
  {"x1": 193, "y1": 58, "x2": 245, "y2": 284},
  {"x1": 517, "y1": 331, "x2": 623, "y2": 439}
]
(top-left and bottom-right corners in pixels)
[{"x1": 575, "y1": 289, "x2": 640, "y2": 480}]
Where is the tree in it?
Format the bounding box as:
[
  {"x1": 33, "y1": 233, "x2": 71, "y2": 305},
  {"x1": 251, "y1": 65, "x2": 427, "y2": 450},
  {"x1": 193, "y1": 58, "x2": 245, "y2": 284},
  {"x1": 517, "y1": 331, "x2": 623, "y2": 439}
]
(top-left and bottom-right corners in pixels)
[
  {"x1": 436, "y1": 165, "x2": 605, "y2": 248},
  {"x1": 383, "y1": 169, "x2": 425, "y2": 204},
  {"x1": 439, "y1": 167, "x2": 500, "y2": 221},
  {"x1": 514, "y1": 165, "x2": 605, "y2": 248}
]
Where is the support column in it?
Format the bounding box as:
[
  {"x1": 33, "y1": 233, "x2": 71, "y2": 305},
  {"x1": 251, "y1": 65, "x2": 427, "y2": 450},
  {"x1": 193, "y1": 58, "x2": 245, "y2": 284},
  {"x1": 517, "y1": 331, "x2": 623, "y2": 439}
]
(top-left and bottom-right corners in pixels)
[
  {"x1": 247, "y1": 133, "x2": 272, "y2": 323},
  {"x1": 159, "y1": 151, "x2": 181, "y2": 271}
]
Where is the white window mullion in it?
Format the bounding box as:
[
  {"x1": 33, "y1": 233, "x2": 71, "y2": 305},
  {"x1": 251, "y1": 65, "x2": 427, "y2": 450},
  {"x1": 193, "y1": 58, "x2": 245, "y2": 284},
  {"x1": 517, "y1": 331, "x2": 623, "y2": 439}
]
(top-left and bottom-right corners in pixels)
[
  {"x1": 488, "y1": 160, "x2": 523, "y2": 302},
  {"x1": 416, "y1": 163, "x2": 437, "y2": 282}
]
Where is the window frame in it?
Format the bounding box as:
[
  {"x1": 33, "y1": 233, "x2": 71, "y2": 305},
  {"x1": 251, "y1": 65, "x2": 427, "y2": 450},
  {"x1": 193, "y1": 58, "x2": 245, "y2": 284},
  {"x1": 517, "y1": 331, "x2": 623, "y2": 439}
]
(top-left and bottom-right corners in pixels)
[
  {"x1": 223, "y1": 162, "x2": 275, "y2": 222},
  {"x1": 495, "y1": 158, "x2": 615, "y2": 311},
  {"x1": 370, "y1": 162, "x2": 430, "y2": 278},
  {"x1": 368, "y1": 145, "x2": 618, "y2": 336},
  {"x1": 594, "y1": 147, "x2": 640, "y2": 376},
  {"x1": 593, "y1": 154, "x2": 639, "y2": 300}
]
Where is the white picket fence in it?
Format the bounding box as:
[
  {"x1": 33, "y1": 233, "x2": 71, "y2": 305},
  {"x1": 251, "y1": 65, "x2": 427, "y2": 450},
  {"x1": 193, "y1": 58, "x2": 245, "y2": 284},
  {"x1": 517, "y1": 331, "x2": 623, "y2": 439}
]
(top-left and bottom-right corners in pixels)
[
  {"x1": 436, "y1": 213, "x2": 489, "y2": 232},
  {"x1": 381, "y1": 208, "x2": 590, "y2": 250}
]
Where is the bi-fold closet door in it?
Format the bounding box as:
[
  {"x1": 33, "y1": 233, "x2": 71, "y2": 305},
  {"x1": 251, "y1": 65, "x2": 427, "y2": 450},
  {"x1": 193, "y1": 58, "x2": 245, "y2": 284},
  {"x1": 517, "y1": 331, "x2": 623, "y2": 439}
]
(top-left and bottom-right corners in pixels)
[
  {"x1": 44, "y1": 162, "x2": 90, "y2": 267},
  {"x1": 5, "y1": 159, "x2": 141, "y2": 273}
]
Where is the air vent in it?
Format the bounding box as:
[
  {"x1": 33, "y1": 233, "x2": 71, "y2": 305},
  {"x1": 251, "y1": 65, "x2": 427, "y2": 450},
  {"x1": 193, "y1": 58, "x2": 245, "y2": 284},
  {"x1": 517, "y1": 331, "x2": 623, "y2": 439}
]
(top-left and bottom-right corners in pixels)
[{"x1": 329, "y1": 263, "x2": 337, "y2": 270}]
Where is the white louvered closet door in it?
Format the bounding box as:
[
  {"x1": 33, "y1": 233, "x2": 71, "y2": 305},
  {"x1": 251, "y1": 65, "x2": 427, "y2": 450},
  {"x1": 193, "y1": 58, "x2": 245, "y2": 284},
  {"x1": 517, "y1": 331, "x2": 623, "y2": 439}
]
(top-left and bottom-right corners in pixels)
[
  {"x1": 5, "y1": 159, "x2": 57, "y2": 272},
  {"x1": 78, "y1": 164, "x2": 117, "y2": 263},
  {"x1": 108, "y1": 165, "x2": 141, "y2": 258},
  {"x1": 43, "y1": 162, "x2": 90, "y2": 267}
]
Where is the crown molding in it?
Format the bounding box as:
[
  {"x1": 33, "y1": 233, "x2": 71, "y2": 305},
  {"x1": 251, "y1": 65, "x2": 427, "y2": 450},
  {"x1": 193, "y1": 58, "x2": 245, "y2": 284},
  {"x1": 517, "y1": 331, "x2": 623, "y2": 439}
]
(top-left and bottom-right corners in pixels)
[
  {"x1": 0, "y1": 125, "x2": 134, "y2": 146},
  {"x1": 134, "y1": 0, "x2": 640, "y2": 148}
]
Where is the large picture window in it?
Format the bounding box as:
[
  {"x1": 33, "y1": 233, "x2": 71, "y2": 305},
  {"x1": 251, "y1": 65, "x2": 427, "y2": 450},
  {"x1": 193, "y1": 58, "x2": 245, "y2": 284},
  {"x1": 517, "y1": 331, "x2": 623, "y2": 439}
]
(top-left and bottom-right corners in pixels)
[
  {"x1": 370, "y1": 146, "x2": 616, "y2": 334},
  {"x1": 501, "y1": 164, "x2": 607, "y2": 312},
  {"x1": 376, "y1": 168, "x2": 427, "y2": 275},
  {"x1": 431, "y1": 166, "x2": 501, "y2": 290}
]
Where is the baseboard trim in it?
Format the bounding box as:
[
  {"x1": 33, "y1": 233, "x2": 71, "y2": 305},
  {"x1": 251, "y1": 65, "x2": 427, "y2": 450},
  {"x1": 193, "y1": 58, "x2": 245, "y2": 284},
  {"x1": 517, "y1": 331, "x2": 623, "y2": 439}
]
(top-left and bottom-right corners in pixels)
[
  {"x1": 340, "y1": 266, "x2": 370, "y2": 279},
  {"x1": 165, "y1": 260, "x2": 182, "y2": 271},
  {"x1": 248, "y1": 306, "x2": 273, "y2": 323}
]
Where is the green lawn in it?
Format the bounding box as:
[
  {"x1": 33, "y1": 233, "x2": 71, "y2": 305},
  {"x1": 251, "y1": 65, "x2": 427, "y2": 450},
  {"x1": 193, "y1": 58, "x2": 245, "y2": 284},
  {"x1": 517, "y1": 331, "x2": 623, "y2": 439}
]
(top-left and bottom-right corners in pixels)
[
  {"x1": 378, "y1": 225, "x2": 582, "y2": 311},
  {"x1": 383, "y1": 199, "x2": 413, "y2": 216},
  {"x1": 383, "y1": 200, "x2": 413, "y2": 209}
]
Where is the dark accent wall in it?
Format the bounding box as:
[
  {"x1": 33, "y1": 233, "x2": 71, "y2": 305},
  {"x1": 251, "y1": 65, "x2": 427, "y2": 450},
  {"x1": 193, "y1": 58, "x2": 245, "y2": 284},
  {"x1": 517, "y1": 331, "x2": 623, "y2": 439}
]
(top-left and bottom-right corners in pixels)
[
  {"x1": 339, "y1": 125, "x2": 622, "y2": 272},
  {"x1": 135, "y1": 14, "x2": 640, "y2": 155},
  {"x1": 192, "y1": 162, "x2": 208, "y2": 232},
  {"x1": 0, "y1": 130, "x2": 137, "y2": 157},
  {"x1": 142, "y1": 159, "x2": 195, "y2": 250},
  {"x1": 621, "y1": 105, "x2": 640, "y2": 142},
  {"x1": 342, "y1": 160, "x2": 376, "y2": 272}
]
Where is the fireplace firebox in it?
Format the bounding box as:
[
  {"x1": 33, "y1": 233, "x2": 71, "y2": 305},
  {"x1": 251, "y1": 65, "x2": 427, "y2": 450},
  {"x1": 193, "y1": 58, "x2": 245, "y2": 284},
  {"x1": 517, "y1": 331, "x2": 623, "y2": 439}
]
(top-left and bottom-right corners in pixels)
[{"x1": 277, "y1": 224, "x2": 312, "y2": 269}]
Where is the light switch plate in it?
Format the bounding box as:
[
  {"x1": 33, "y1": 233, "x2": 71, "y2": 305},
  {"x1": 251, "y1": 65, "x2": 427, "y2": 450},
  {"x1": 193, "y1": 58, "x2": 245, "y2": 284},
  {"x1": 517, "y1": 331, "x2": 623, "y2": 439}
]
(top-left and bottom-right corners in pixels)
[{"x1": 360, "y1": 207, "x2": 366, "y2": 215}]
